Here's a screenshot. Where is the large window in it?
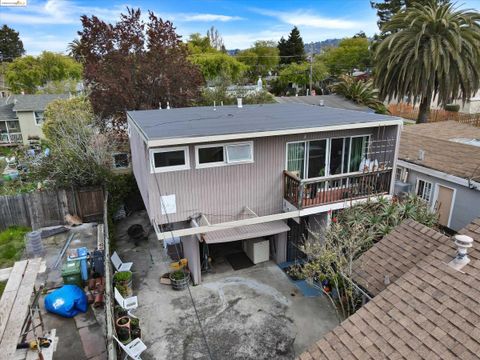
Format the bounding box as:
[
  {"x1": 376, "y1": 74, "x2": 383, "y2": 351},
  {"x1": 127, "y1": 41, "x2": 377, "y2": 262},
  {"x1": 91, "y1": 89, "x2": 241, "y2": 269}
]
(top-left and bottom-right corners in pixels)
[
  {"x1": 196, "y1": 142, "x2": 253, "y2": 168},
  {"x1": 416, "y1": 179, "x2": 433, "y2": 202},
  {"x1": 286, "y1": 135, "x2": 369, "y2": 179},
  {"x1": 151, "y1": 147, "x2": 190, "y2": 173}
]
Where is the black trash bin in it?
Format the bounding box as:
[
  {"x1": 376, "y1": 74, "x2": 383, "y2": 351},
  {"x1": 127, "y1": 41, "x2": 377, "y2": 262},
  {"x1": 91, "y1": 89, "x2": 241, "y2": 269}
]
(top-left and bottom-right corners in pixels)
[{"x1": 92, "y1": 249, "x2": 105, "y2": 276}]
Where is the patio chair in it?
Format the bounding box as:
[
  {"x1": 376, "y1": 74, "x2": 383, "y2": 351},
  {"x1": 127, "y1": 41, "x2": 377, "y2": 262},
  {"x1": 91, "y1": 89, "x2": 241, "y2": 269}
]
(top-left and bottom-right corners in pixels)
[
  {"x1": 114, "y1": 287, "x2": 138, "y2": 317},
  {"x1": 111, "y1": 251, "x2": 133, "y2": 272},
  {"x1": 113, "y1": 335, "x2": 147, "y2": 360}
]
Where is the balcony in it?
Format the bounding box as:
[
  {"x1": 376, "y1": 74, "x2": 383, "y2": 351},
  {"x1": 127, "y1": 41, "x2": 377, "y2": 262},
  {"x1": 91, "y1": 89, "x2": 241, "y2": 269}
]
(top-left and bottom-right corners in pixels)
[{"x1": 284, "y1": 169, "x2": 393, "y2": 209}]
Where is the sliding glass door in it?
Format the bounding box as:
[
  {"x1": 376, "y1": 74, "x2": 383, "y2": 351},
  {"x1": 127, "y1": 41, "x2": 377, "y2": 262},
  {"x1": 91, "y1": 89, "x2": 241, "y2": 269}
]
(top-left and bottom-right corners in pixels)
[
  {"x1": 287, "y1": 142, "x2": 305, "y2": 178},
  {"x1": 307, "y1": 140, "x2": 327, "y2": 178}
]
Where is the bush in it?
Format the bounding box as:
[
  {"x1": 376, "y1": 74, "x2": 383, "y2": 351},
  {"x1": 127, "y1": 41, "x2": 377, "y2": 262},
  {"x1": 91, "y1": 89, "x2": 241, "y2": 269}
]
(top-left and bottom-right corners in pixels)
[{"x1": 113, "y1": 271, "x2": 132, "y2": 282}]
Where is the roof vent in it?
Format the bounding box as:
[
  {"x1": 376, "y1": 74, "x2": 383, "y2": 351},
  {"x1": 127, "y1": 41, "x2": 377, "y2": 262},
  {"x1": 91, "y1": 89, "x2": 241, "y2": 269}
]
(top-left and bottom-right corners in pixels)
[
  {"x1": 418, "y1": 149, "x2": 425, "y2": 161},
  {"x1": 319, "y1": 99, "x2": 325, "y2": 107},
  {"x1": 448, "y1": 234, "x2": 474, "y2": 271},
  {"x1": 237, "y1": 98, "x2": 243, "y2": 108},
  {"x1": 166, "y1": 101, "x2": 170, "y2": 110}
]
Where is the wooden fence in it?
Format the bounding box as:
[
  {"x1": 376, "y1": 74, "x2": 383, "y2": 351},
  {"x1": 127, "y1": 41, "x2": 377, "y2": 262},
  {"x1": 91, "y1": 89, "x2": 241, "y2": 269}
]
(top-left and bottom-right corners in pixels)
[
  {"x1": 388, "y1": 103, "x2": 480, "y2": 127},
  {"x1": 0, "y1": 187, "x2": 104, "y2": 231}
]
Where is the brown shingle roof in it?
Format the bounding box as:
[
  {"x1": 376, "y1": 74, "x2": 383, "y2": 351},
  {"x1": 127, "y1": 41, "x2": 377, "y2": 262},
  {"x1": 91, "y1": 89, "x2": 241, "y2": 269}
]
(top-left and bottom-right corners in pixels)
[
  {"x1": 399, "y1": 121, "x2": 480, "y2": 181},
  {"x1": 352, "y1": 219, "x2": 449, "y2": 296},
  {"x1": 298, "y1": 218, "x2": 480, "y2": 360}
]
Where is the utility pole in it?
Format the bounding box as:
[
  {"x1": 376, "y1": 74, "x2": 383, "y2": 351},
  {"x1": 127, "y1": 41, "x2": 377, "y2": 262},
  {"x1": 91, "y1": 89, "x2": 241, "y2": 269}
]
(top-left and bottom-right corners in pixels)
[{"x1": 309, "y1": 42, "x2": 313, "y2": 96}]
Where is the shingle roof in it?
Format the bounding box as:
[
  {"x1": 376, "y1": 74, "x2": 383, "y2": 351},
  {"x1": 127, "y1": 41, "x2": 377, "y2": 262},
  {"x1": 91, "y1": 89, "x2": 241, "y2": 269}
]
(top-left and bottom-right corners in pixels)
[
  {"x1": 298, "y1": 218, "x2": 480, "y2": 360},
  {"x1": 0, "y1": 103, "x2": 17, "y2": 121},
  {"x1": 128, "y1": 103, "x2": 402, "y2": 141},
  {"x1": 399, "y1": 121, "x2": 480, "y2": 181},
  {"x1": 12, "y1": 94, "x2": 69, "y2": 112},
  {"x1": 352, "y1": 219, "x2": 449, "y2": 296}
]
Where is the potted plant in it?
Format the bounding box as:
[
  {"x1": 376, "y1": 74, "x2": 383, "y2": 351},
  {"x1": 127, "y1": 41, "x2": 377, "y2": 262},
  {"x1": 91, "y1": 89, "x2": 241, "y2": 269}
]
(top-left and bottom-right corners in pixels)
[
  {"x1": 130, "y1": 318, "x2": 141, "y2": 339},
  {"x1": 114, "y1": 305, "x2": 127, "y2": 319},
  {"x1": 169, "y1": 270, "x2": 190, "y2": 291},
  {"x1": 116, "y1": 316, "x2": 131, "y2": 344},
  {"x1": 113, "y1": 271, "x2": 133, "y2": 296}
]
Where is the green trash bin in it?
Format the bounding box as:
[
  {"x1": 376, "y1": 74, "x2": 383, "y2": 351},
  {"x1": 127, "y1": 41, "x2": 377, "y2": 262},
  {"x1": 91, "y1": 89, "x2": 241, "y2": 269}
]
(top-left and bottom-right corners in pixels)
[{"x1": 61, "y1": 261, "x2": 83, "y2": 288}]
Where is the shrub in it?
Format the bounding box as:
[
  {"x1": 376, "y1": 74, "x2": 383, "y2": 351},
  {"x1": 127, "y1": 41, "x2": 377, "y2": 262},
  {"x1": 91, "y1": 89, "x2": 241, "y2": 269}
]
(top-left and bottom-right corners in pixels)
[{"x1": 113, "y1": 271, "x2": 132, "y2": 282}]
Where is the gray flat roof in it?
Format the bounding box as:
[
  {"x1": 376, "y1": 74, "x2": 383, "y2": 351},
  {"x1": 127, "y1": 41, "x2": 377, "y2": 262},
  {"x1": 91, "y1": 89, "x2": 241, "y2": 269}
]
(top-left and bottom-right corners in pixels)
[{"x1": 128, "y1": 103, "x2": 401, "y2": 142}]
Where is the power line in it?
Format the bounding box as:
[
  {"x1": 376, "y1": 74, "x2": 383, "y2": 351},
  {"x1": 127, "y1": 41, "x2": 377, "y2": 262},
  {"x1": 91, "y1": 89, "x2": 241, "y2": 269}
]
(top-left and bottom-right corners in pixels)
[{"x1": 152, "y1": 173, "x2": 214, "y2": 360}]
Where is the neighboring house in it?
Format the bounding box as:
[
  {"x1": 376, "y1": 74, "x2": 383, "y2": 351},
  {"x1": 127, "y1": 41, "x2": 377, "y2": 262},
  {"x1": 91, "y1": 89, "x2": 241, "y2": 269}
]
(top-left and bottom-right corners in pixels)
[
  {"x1": 127, "y1": 102, "x2": 403, "y2": 284},
  {"x1": 0, "y1": 102, "x2": 22, "y2": 143},
  {"x1": 395, "y1": 121, "x2": 480, "y2": 231},
  {"x1": 12, "y1": 94, "x2": 69, "y2": 145},
  {"x1": 298, "y1": 217, "x2": 480, "y2": 359}
]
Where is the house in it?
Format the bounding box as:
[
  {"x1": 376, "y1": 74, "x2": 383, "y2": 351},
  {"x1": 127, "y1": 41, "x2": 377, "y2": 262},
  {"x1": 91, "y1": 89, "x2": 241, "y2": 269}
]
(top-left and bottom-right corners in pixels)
[
  {"x1": 395, "y1": 121, "x2": 480, "y2": 231},
  {"x1": 1, "y1": 94, "x2": 69, "y2": 145},
  {"x1": 127, "y1": 102, "x2": 403, "y2": 284},
  {"x1": 298, "y1": 217, "x2": 480, "y2": 359}
]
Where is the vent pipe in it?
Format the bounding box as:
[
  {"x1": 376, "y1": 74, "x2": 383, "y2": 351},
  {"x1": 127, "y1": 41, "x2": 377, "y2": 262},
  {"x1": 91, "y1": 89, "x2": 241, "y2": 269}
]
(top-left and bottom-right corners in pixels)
[
  {"x1": 448, "y1": 234, "x2": 474, "y2": 271},
  {"x1": 319, "y1": 99, "x2": 325, "y2": 107},
  {"x1": 237, "y1": 98, "x2": 243, "y2": 108},
  {"x1": 418, "y1": 149, "x2": 425, "y2": 161}
]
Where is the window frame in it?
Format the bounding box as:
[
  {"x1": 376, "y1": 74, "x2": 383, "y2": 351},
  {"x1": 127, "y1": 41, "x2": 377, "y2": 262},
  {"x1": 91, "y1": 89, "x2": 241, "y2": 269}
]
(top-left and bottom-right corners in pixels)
[
  {"x1": 112, "y1": 152, "x2": 130, "y2": 169},
  {"x1": 195, "y1": 141, "x2": 254, "y2": 169},
  {"x1": 415, "y1": 178, "x2": 433, "y2": 203},
  {"x1": 285, "y1": 134, "x2": 371, "y2": 180},
  {"x1": 150, "y1": 146, "x2": 190, "y2": 173},
  {"x1": 34, "y1": 111, "x2": 44, "y2": 126}
]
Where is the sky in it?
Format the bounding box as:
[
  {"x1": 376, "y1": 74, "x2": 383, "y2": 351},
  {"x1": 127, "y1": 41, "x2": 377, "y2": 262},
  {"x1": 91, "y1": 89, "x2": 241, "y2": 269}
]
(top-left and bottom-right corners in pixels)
[{"x1": 1, "y1": 0, "x2": 480, "y2": 55}]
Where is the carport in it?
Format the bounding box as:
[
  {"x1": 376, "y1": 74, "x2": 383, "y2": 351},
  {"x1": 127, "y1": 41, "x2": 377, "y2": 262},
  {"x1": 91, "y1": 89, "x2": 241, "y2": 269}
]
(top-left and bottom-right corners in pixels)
[{"x1": 182, "y1": 219, "x2": 290, "y2": 284}]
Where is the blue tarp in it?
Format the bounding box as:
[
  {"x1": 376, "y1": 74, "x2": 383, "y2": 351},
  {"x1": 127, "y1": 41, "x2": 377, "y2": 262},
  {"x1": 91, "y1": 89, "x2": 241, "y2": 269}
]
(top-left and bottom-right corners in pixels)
[{"x1": 44, "y1": 285, "x2": 88, "y2": 318}]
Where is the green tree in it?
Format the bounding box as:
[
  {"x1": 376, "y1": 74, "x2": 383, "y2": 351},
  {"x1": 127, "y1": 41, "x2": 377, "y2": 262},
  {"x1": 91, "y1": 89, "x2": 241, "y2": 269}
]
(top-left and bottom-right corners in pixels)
[
  {"x1": 278, "y1": 26, "x2": 305, "y2": 64},
  {"x1": 189, "y1": 52, "x2": 247, "y2": 83},
  {"x1": 0, "y1": 25, "x2": 25, "y2": 62},
  {"x1": 236, "y1": 40, "x2": 280, "y2": 77},
  {"x1": 278, "y1": 59, "x2": 328, "y2": 88},
  {"x1": 332, "y1": 75, "x2": 387, "y2": 113},
  {"x1": 321, "y1": 37, "x2": 371, "y2": 75},
  {"x1": 375, "y1": 1, "x2": 480, "y2": 123},
  {"x1": 33, "y1": 96, "x2": 113, "y2": 187},
  {"x1": 5, "y1": 51, "x2": 82, "y2": 93}
]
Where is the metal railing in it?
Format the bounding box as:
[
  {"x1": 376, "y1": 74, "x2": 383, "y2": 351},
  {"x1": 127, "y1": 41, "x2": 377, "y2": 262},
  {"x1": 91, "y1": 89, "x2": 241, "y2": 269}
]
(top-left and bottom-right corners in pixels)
[{"x1": 284, "y1": 169, "x2": 393, "y2": 209}]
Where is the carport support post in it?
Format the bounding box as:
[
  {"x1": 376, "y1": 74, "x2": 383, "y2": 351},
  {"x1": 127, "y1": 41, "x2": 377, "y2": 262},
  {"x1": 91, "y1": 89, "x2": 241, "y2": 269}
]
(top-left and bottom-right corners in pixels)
[
  {"x1": 182, "y1": 235, "x2": 201, "y2": 285},
  {"x1": 273, "y1": 232, "x2": 287, "y2": 264}
]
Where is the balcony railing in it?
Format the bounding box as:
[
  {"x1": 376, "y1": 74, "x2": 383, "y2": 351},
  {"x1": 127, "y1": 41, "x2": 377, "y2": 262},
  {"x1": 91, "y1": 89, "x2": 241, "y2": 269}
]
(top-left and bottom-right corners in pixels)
[
  {"x1": 0, "y1": 132, "x2": 23, "y2": 144},
  {"x1": 284, "y1": 169, "x2": 393, "y2": 209}
]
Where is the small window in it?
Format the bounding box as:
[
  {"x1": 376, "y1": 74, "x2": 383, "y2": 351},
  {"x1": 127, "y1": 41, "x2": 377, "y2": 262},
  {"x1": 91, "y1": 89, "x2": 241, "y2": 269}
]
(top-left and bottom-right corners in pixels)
[
  {"x1": 416, "y1": 179, "x2": 433, "y2": 202},
  {"x1": 196, "y1": 142, "x2": 253, "y2": 168},
  {"x1": 151, "y1": 147, "x2": 190, "y2": 173},
  {"x1": 113, "y1": 153, "x2": 129, "y2": 169},
  {"x1": 396, "y1": 166, "x2": 405, "y2": 181},
  {"x1": 34, "y1": 111, "x2": 44, "y2": 125},
  {"x1": 226, "y1": 143, "x2": 253, "y2": 163},
  {"x1": 198, "y1": 146, "x2": 224, "y2": 164}
]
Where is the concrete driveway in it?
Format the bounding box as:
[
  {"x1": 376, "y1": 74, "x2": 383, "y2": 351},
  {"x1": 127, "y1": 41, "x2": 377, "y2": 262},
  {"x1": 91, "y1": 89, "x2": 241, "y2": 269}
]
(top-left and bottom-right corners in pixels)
[{"x1": 115, "y1": 211, "x2": 339, "y2": 360}]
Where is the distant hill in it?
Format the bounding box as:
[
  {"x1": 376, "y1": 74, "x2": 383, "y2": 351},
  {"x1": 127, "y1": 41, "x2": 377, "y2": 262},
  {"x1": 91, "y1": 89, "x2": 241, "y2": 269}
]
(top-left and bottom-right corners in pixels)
[
  {"x1": 304, "y1": 39, "x2": 341, "y2": 54},
  {"x1": 226, "y1": 38, "x2": 341, "y2": 56}
]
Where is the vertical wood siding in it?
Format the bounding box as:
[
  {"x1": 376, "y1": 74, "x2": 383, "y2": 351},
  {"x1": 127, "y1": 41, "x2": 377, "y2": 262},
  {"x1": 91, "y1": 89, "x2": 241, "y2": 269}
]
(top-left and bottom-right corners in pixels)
[{"x1": 128, "y1": 125, "x2": 399, "y2": 225}]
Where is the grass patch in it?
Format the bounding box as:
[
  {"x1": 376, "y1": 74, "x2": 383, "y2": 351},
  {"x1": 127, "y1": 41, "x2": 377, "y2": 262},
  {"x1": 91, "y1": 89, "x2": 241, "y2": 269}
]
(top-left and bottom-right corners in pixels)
[
  {"x1": 0, "y1": 281, "x2": 5, "y2": 297},
  {"x1": 0, "y1": 226, "x2": 30, "y2": 268}
]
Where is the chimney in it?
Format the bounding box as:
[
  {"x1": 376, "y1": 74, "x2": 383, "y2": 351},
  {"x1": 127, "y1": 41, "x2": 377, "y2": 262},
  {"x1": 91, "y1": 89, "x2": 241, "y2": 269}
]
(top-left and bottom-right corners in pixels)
[
  {"x1": 237, "y1": 98, "x2": 243, "y2": 108},
  {"x1": 448, "y1": 234, "x2": 474, "y2": 271}
]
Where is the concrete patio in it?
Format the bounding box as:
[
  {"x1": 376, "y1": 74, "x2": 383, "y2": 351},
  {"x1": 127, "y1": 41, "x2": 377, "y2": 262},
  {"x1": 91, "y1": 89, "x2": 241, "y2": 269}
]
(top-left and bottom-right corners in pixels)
[{"x1": 115, "y1": 211, "x2": 339, "y2": 360}]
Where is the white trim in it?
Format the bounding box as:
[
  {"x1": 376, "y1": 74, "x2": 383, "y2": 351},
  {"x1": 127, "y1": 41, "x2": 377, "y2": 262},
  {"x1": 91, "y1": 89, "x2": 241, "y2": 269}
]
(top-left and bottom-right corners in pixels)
[
  {"x1": 432, "y1": 183, "x2": 456, "y2": 228},
  {"x1": 415, "y1": 178, "x2": 433, "y2": 203},
  {"x1": 150, "y1": 146, "x2": 190, "y2": 173},
  {"x1": 397, "y1": 159, "x2": 480, "y2": 190},
  {"x1": 195, "y1": 141, "x2": 254, "y2": 169},
  {"x1": 146, "y1": 119, "x2": 404, "y2": 147}
]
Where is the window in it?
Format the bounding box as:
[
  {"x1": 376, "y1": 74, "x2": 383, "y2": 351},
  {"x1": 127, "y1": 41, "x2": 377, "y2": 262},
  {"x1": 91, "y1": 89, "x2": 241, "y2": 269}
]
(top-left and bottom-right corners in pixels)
[
  {"x1": 34, "y1": 111, "x2": 44, "y2": 125},
  {"x1": 196, "y1": 142, "x2": 253, "y2": 168},
  {"x1": 112, "y1": 153, "x2": 129, "y2": 169},
  {"x1": 396, "y1": 166, "x2": 406, "y2": 181},
  {"x1": 286, "y1": 135, "x2": 369, "y2": 179},
  {"x1": 151, "y1": 147, "x2": 190, "y2": 173},
  {"x1": 416, "y1": 179, "x2": 433, "y2": 202}
]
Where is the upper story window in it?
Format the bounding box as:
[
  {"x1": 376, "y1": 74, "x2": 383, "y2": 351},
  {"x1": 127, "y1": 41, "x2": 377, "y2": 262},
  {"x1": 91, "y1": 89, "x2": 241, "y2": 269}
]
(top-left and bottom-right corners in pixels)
[
  {"x1": 150, "y1": 146, "x2": 190, "y2": 173},
  {"x1": 34, "y1": 111, "x2": 44, "y2": 125},
  {"x1": 287, "y1": 135, "x2": 369, "y2": 179},
  {"x1": 416, "y1": 179, "x2": 433, "y2": 203},
  {"x1": 196, "y1": 142, "x2": 253, "y2": 168}
]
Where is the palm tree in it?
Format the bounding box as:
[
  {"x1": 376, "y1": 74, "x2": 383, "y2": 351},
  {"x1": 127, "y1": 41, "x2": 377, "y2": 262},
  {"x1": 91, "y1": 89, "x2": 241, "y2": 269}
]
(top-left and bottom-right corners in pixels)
[{"x1": 375, "y1": 1, "x2": 480, "y2": 123}]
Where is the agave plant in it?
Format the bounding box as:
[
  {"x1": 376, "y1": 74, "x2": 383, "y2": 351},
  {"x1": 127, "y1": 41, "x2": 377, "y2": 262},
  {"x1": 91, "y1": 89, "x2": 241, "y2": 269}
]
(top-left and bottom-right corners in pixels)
[{"x1": 332, "y1": 75, "x2": 388, "y2": 113}]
